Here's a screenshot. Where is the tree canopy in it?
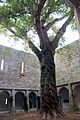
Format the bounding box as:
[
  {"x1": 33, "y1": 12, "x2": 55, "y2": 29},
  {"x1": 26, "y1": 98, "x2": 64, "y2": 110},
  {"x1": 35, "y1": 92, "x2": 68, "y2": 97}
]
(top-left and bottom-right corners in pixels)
[{"x1": 0, "y1": 0, "x2": 74, "y2": 52}]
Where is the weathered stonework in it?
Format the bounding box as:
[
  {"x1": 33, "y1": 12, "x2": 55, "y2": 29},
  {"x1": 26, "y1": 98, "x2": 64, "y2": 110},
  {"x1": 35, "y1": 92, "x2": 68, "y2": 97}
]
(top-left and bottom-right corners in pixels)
[
  {"x1": 0, "y1": 39, "x2": 80, "y2": 112},
  {"x1": 0, "y1": 45, "x2": 40, "y2": 90},
  {"x1": 55, "y1": 39, "x2": 80, "y2": 86},
  {"x1": 55, "y1": 39, "x2": 80, "y2": 111}
]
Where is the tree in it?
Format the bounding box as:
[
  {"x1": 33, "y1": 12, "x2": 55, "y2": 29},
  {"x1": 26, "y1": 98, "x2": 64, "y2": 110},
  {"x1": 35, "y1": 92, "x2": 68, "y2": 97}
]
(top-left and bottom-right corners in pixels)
[{"x1": 0, "y1": 0, "x2": 74, "y2": 119}]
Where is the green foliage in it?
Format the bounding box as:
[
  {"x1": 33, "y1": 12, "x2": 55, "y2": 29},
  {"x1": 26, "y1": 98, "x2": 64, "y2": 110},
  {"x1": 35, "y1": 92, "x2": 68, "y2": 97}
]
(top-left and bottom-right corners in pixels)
[
  {"x1": 59, "y1": 37, "x2": 65, "y2": 47},
  {"x1": 0, "y1": 0, "x2": 74, "y2": 46},
  {"x1": 70, "y1": 17, "x2": 77, "y2": 30}
]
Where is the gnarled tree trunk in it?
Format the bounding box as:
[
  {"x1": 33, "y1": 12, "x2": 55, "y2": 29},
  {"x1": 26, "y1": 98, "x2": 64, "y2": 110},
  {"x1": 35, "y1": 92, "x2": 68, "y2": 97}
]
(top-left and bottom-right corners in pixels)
[
  {"x1": 31, "y1": 2, "x2": 74, "y2": 119},
  {"x1": 39, "y1": 48, "x2": 64, "y2": 119}
]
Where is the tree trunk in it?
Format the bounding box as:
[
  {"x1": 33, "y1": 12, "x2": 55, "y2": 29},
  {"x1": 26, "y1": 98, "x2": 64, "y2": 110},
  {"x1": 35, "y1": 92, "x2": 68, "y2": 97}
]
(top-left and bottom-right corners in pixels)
[
  {"x1": 74, "y1": 8, "x2": 80, "y2": 38},
  {"x1": 39, "y1": 48, "x2": 64, "y2": 119},
  {"x1": 34, "y1": 17, "x2": 65, "y2": 119}
]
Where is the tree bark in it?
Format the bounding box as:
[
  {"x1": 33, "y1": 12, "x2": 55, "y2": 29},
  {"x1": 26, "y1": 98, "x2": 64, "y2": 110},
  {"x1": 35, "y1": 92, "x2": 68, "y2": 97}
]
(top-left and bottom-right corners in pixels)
[
  {"x1": 39, "y1": 47, "x2": 64, "y2": 119},
  {"x1": 74, "y1": 7, "x2": 80, "y2": 37}
]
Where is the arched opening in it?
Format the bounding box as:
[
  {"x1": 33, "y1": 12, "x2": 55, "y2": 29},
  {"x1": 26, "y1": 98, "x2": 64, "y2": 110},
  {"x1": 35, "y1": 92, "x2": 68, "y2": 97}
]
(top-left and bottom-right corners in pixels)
[
  {"x1": 29, "y1": 92, "x2": 36, "y2": 109},
  {"x1": 0, "y1": 91, "x2": 10, "y2": 111},
  {"x1": 74, "y1": 84, "x2": 80, "y2": 111},
  {"x1": 37, "y1": 96, "x2": 40, "y2": 110},
  {"x1": 59, "y1": 87, "x2": 69, "y2": 111},
  {"x1": 15, "y1": 92, "x2": 24, "y2": 110}
]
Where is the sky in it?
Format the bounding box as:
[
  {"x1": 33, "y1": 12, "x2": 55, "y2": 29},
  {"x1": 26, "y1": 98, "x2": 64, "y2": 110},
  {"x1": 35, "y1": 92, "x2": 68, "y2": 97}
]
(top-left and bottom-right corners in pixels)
[
  {"x1": 0, "y1": 34, "x2": 25, "y2": 51},
  {"x1": 0, "y1": 1, "x2": 79, "y2": 51},
  {"x1": 62, "y1": 25, "x2": 79, "y2": 44},
  {"x1": 0, "y1": 25, "x2": 79, "y2": 52}
]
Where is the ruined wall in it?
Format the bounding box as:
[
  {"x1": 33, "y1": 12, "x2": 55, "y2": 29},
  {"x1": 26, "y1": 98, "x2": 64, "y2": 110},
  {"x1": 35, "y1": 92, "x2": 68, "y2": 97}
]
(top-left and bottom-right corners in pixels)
[
  {"x1": 0, "y1": 39, "x2": 80, "y2": 90},
  {"x1": 0, "y1": 40, "x2": 80, "y2": 112},
  {"x1": 55, "y1": 39, "x2": 80, "y2": 86},
  {"x1": 0, "y1": 45, "x2": 40, "y2": 90}
]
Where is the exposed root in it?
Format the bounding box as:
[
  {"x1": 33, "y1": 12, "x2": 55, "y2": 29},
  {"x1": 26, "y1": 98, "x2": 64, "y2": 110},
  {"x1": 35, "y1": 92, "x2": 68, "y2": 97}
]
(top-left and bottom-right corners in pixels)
[{"x1": 38, "y1": 108, "x2": 65, "y2": 120}]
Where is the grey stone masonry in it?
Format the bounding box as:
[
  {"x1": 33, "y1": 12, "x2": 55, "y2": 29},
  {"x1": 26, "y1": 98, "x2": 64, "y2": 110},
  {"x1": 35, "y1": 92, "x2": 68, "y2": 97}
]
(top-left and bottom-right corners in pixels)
[
  {"x1": 0, "y1": 39, "x2": 80, "y2": 112},
  {"x1": 0, "y1": 45, "x2": 40, "y2": 90},
  {"x1": 0, "y1": 39, "x2": 80, "y2": 90},
  {"x1": 55, "y1": 39, "x2": 80, "y2": 86}
]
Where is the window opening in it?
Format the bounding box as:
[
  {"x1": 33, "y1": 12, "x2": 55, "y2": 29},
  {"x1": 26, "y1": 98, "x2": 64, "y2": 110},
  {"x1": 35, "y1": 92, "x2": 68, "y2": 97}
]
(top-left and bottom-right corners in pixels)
[
  {"x1": 1, "y1": 59, "x2": 4, "y2": 70},
  {"x1": 20, "y1": 62, "x2": 25, "y2": 75}
]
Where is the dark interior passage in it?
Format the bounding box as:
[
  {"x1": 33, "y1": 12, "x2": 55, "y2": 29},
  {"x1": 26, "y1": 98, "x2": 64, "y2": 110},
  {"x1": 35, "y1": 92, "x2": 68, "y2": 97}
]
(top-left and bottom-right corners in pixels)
[
  {"x1": 15, "y1": 92, "x2": 24, "y2": 110},
  {"x1": 59, "y1": 87, "x2": 69, "y2": 107},
  {"x1": 0, "y1": 91, "x2": 10, "y2": 111},
  {"x1": 37, "y1": 96, "x2": 40, "y2": 110},
  {"x1": 29, "y1": 92, "x2": 36, "y2": 109}
]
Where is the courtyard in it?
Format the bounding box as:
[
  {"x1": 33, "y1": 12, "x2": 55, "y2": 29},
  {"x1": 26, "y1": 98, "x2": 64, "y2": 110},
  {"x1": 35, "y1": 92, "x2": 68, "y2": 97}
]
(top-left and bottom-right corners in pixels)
[{"x1": 0, "y1": 112, "x2": 80, "y2": 120}]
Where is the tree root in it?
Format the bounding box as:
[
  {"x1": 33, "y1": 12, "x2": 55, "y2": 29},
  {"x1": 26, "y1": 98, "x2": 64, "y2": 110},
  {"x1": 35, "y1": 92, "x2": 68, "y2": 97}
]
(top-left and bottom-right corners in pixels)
[{"x1": 38, "y1": 108, "x2": 65, "y2": 120}]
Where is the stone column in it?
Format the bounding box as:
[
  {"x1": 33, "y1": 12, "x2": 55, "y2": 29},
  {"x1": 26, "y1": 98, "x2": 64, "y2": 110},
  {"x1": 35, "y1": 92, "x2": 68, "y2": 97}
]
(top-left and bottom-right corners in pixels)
[
  {"x1": 27, "y1": 90, "x2": 29, "y2": 111},
  {"x1": 68, "y1": 83, "x2": 74, "y2": 111},
  {"x1": 11, "y1": 89, "x2": 16, "y2": 113},
  {"x1": 72, "y1": 84, "x2": 78, "y2": 111}
]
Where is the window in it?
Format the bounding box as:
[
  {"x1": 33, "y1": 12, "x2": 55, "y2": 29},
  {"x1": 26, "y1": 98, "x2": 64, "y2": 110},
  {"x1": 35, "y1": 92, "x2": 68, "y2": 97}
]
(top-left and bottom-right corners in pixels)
[
  {"x1": 0, "y1": 59, "x2": 4, "y2": 70},
  {"x1": 20, "y1": 62, "x2": 25, "y2": 75}
]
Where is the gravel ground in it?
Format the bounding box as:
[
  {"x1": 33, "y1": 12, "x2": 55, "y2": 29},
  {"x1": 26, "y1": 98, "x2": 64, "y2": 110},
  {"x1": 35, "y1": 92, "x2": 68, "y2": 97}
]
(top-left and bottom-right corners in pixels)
[{"x1": 0, "y1": 112, "x2": 80, "y2": 120}]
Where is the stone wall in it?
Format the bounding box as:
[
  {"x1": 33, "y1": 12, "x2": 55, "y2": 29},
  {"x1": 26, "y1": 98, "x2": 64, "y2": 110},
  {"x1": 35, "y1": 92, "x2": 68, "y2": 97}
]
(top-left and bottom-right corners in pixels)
[
  {"x1": 0, "y1": 39, "x2": 80, "y2": 90},
  {"x1": 0, "y1": 39, "x2": 80, "y2": 112},
  {"x1": 0, "y1": 45, "x2": 40, "y2": 90},
  {"x1": 55, "y1": 39, "x2": 80, "y2": 86}
]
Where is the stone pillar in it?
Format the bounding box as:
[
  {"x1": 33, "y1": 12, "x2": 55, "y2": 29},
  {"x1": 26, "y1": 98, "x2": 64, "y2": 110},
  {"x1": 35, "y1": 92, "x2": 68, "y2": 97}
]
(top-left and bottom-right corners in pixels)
[
  {"x1": 36, "y1": 92, "x2": 38, "y2": 110},
  {"x1": 27, "y1": 90, "x2": 29, "y2": 111},
  {"x1": 68, "y1": 83, "x2": 74, "y2": 111},
  {"x1": 73, "y1": 84, "x2": 78, "y2": 111},
  {"x1": 11, "y1": 89, "x2": 16, "y2": 113}
]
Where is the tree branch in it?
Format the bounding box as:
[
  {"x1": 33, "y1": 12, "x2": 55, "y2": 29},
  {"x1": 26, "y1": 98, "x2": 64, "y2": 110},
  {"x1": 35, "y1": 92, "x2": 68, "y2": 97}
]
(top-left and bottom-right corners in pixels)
[
  {"x1": 34, "y1": 0, "x2": 46, "y2": 20},
  {"x1": 28, "y1": 40, "x2": 42, "y2": 61},
  {"x1": 45, "y1": 16, "x2": 65, "y2": 31},
  {"x1": 7, "y1": 28, "x2": 42, "y2": 61},
  {"x1": 65, "y1": 0, "x2": 80, "y2": 8},
  {"x1": 8, "y1": 28, "x2": 16, "y2": 35},
  {"x1": 51, "y1": 11, "x2": 74, "y2": 50}
]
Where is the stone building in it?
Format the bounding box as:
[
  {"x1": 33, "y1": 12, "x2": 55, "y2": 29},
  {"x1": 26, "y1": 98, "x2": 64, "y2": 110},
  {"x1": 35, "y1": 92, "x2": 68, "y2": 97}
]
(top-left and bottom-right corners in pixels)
[
  {"x1": 55, "y1": 39, "x2": 80, "y2": 112},
  {"x1": 0, "y1": 39, "x2": 80, "y2": 113},
  {"x1": 0, "y1": 45, "x2": 40, "y2": 112}
]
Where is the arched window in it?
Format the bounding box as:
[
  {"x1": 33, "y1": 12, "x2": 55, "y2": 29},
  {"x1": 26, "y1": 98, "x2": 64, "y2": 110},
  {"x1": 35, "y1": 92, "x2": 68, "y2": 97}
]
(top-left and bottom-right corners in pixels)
[
  {"x1": 0, "y1": 59, "x2": 4, "y2": 70},
  {"x1": 20, "y1": 62, "x2": 25, "y2": 76}
]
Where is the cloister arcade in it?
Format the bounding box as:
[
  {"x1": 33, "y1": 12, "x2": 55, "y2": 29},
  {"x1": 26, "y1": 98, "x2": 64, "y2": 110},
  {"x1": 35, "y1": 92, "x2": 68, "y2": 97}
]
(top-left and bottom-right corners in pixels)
[
  {"x1": 0, "y1": 89, "x2": 40, "y2": 112},
  {"x1": 0, "y1": 83, "x2": 80, "y2": 112}
]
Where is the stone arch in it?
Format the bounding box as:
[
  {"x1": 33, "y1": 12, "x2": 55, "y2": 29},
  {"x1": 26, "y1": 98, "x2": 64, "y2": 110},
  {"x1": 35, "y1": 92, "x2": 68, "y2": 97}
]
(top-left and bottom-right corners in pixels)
[
  {"x1": 15, "y1": 92, "x2": 24, "y2": 110},
  {"x1": 74, "y1": 84, "x2": 80, "y2": 111},
  {"x1": 29, "y1": 92, "x2": 37, "y2": 109},
  {"x1": 59, "y1": 87, "x2": 69, "y2": 111},
  {"x1": 0, "y1": 91, "x2": 11, "y2": 111}
]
